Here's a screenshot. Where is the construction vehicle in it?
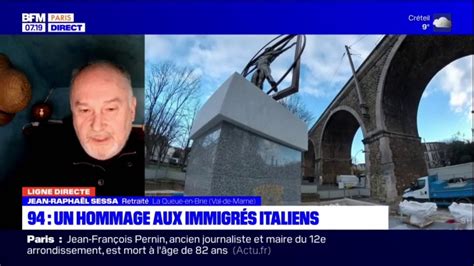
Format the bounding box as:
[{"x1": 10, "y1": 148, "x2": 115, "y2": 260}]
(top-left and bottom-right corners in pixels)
[{"x1": 402, "y1": 175, "x2": 474, "y2": 205}]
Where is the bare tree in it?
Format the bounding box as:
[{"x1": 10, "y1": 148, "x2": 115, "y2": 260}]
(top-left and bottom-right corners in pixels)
[
  {"x1": 279, "y1": 94, "x2": 314, "y2": 125},
  {"x1": 145, "y1": 62, "x2": 201, "y2": 166},
  {"x1": 176, "y1": 100, "x2": 201, "y2": 167}
]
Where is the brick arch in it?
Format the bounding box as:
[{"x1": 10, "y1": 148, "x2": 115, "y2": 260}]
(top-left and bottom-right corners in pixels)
[
  {"x1": 377, "y1": 35, "x2": 474, "y2": 136},
  {"x1": 319, "y1": 106, "x2": 367, "y2": 184},
  {"x1": 374, "y1": 35, "x2": 474, "y2": 195},
  {"x1": 309, "y1": 35, "x2": 473, "y2": 202}
]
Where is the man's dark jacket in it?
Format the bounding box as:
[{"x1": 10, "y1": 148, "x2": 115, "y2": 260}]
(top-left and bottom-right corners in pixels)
[
  {"x1": 23, "y1": 116, "x2": 144, "y2": 195},
  {"x1": 0, "y1": 116, "x2": 144, "y2": 228}
]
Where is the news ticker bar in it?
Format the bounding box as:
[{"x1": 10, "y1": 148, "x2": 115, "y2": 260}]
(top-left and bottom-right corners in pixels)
[
  {"x1": 1, "y1": 1, "x2": 472, "y2": 34},
  {"x1": 22, "y1": 205, "x2": 389, "y2": 230},
  {"x1": 1, "y1": 230, "x2": 472, "y2": 265}
]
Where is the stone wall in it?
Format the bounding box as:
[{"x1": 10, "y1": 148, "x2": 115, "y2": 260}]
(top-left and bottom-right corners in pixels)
[{"x1": 186, "y1": 121, "x2": 302, "y2": 204}]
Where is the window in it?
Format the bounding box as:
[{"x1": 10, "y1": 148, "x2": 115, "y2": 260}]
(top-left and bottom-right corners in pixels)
[{"x1": 416, "y1": 179, "x2": 426, "y2": 189}]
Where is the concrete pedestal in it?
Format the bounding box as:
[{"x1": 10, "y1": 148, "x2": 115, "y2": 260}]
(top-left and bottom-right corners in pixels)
[{"x1": 185, "y1": 73, "x2": 307, "y2": 204}]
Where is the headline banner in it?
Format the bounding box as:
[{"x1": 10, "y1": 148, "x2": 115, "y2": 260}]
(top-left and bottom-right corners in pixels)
[{"x1": 22, "y1": 205, "x2": 389, "y2": 230}]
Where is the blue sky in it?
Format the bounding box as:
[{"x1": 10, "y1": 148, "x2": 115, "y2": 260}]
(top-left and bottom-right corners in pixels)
[{"x1": 145, "y1": 35, "x2": 473, "y2": 164}]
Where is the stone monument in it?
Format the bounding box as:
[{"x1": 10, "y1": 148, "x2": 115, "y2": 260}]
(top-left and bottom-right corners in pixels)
[{"x1": 184, "y1": 73, "x2": 307, "y2": 204}]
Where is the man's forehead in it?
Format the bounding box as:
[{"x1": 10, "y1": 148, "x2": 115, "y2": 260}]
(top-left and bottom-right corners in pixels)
[
  {"x1": 71, "y1": 75, "x2": 132, "y2": 99},
  {"x1": 71, "y1": 64, "x2": 132, "y2": 92},
  {"x1": 73, "y1": 97, "x2": 124, "y2": 106},
  {"x1": 73, "y1": 73, "x2": 129, "y2": 90},
  {"x1": 75, "y1": 63, "x2": 128, "y2": 81}
]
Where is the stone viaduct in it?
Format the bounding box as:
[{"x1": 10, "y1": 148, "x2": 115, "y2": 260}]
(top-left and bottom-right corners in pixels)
[{"x1": 304, "y1": 35, "x2": 473, "y2": 202}]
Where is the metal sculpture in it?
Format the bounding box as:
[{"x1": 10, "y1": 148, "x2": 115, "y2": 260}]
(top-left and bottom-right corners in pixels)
[{"x1": 242, "y1": 35, "x2": 306, "y2": 100}]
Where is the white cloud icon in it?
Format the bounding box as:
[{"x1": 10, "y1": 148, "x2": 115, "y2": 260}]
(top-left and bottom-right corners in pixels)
[{"x1": 433, "y1": 17, "x2": 452, "y2": 28}]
